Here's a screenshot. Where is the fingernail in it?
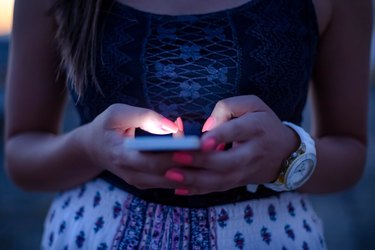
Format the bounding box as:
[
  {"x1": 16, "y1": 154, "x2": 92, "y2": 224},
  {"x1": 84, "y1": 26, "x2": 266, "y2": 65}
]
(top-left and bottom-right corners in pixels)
[
  {"x1": 216, "y1": 143, "x2": 226, "y2": 151},
  {"x1": 173, "y1": 152, "x2": 193, "y2": 165},
  {"x1": 175, "y1": 117, "x2": 184, "y2": 132},
  {"x1": 161, "y1": 118, "x2": 179, "y2": 133},
  {"x1": 202, "y1": 137, "x2": 216, "y2": 151},
  {"x1": 202, "y1": 116, "x2": 215, "y2": 132},
  {"x1": 175, "y1": 188, "x2": 190, "y2": 195},
  {"x1": 165, "y1": 170, "x2": 184, "y2": 182}
]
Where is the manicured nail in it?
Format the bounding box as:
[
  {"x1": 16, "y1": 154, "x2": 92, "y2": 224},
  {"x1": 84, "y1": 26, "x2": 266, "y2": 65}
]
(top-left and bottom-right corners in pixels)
[
  {"x1": 173, "y1": 152, "x2": 193, "y2": 165},
  {"x1": 165, "y1": 170, "x2": 184, "y2": 182},
  {"x1": 202, "y1": 137, "x2": 216, "y2": 151},
  {"x1": 175, "y1": 117, "x2": 184, "y2": 132},
  {"x1": 161, "y1": 118, "x2": 179, "y2": 133},
  {"x1": 175, "y1": 188, "x2": 190, "y2": 195},
  {"x1": 202, "y1": 116, "x2": 215, "y2": 132},
  {"x1": 216, "y1": 143, "x2": 226, "y2": 151}
]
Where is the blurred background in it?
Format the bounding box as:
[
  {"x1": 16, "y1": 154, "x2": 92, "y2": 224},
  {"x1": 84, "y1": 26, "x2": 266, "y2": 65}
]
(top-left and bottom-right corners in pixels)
[{"x1": 0, "y1": 0, "x2": 375, "y2": 249}]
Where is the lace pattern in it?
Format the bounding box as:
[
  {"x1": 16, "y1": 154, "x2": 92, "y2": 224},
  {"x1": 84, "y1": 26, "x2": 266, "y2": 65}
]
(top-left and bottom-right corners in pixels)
[
  {"x1": 143, "y1": 14, "x2": 240, "y2": 135},
  {"x1": 71, "y1": 0, "x2": 318, "y2": 133}
]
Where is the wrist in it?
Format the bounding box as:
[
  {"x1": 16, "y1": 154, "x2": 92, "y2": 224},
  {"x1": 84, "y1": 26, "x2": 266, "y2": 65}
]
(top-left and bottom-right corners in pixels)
[
  {"x1": 264, "y1": 122, "x2": 317, "y2": 192},
  {"x1": 269, "y1": 121, "x2": 300, "y2": 181},
  {"x1": 72, "y1": 124, "x2": 104, "y2": 172},
  {"x1": 283, "y1": 122, "x2": 300, "y2": 162}
]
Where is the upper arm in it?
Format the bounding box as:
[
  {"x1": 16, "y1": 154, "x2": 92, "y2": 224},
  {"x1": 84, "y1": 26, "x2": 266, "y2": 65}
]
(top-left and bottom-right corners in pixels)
[
  {"x1": 5, "y1": 0, "x2": 67, "y2": 139},
  {"x1": 311, "y1": 0, "x2": 373, "y2": 144}
]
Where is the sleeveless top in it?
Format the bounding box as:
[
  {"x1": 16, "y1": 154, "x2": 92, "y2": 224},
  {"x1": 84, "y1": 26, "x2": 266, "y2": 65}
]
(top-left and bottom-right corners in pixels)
[{"x1": 69, "y1": 0, "x2": 319, "y2": 207}]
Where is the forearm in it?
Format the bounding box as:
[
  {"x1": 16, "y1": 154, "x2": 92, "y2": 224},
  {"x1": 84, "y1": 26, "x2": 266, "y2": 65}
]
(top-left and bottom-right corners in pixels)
[
  {"x1": 299, "y1": 135, "x2": 367, "y2": 193},
  {"x1": 5, "y1": 125, "x2": 102, "y2": 192}
]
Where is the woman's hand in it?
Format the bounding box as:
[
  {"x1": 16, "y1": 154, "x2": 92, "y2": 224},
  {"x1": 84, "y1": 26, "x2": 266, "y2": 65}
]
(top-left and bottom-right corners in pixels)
[
  {"x1": 83, "y1": 103, "x2": 183, "y2": 190},
  {"x1": 165, "y1": 95, "x2": 299, "y2": 195}
]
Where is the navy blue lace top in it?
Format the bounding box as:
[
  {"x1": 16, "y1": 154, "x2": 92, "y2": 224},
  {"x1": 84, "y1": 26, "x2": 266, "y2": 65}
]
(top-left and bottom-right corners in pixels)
[{"x1": 69, "y1": 0, "x2": 319, "y2": 207}]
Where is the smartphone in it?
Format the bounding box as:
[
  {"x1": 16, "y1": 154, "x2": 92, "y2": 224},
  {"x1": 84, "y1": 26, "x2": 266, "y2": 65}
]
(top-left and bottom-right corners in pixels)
[{"x1": 124, "y1": 136, "x2": 201, "y2": 152}]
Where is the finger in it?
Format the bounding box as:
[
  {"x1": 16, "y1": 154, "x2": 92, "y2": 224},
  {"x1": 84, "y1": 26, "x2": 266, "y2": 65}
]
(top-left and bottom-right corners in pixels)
[
  {"x1": 203, "y1": 113, "x2": 267, "y2": 144},
  {"x1": 202, "y1": 95, "x2": 269, "y2": 132},
  {"x1": 123, "y1": 127, "x2": 135, "y2": 137},
  {"x1": 173, "y1": 117, "x2": 185, "y2": 138},
  {"x1": 172, "y1": 142, "x2": 256, "y2": 173},
  {"x1": 104, "y1": 104, "x2": 178, "y2": 134},
  {"x1": 120, "y1": 149, "x2": 179, "y2": 174},
  {"x1": 113, "y1": 169, "x2": 182, "y2": 190},
  {"x1": 168, "y1": 168, "x2": 237, "y2": 195},
  {"x1": 198, "y1": 143, "x2": 252, "y2": 172}
]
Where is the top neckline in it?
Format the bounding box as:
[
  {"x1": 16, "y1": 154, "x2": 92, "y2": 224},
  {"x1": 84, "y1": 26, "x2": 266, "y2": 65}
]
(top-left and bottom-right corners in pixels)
[
  {"x1": 112, "y1": 0, "x2": 261, "y2": 17},
  {"x1": 111, "y1": 0, "x2": 319, "y2": 35}
]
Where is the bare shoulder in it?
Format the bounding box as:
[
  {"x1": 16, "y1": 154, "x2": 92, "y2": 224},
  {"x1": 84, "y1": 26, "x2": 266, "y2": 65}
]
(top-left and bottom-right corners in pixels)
[
  {"x1": 330, "y1": 0, "x2": 373, "y2": 23},
  {"x1": 330, "y1": 0, "x2": 373, "y2": 13},
  {"x1": 313, "y1": 0, "x2": 373, "y2": 36},
  {"x1": 312, "y1": 0, "x2": 333, "y2": 36},
  {"x1": 14, "y1": 0, "x2": 55, "y2": 14},
  {"x1": 12, "y1": 0, "x2": 57, "y2": 33}
]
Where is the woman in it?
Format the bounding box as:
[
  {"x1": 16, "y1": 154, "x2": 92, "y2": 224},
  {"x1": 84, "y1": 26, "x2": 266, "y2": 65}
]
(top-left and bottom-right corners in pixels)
[{"x1": 5, "y1": 0, "x2": 372, "y2": 249}]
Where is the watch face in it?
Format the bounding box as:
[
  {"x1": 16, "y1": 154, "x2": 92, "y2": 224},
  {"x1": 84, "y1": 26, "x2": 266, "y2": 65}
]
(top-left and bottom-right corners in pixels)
[{"x1": 286, "y1": 154, "x2": 317, "y2": 190}]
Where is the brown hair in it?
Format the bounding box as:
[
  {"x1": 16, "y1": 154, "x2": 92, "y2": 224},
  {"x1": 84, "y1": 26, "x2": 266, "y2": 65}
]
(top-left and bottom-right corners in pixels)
[{"x1": 51, "y1": 0, "x2": 110, "y2": 95}]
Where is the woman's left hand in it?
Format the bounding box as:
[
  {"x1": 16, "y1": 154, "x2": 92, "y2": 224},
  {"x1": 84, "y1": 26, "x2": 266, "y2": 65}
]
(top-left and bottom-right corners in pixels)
[{"x1": 165, "y1": 95, "x2": 299, "y2": 195}]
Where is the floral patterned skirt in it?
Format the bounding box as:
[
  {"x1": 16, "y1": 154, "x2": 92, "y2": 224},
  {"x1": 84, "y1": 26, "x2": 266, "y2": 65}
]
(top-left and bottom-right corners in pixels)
[{"x1": 41, "y1": 179, "x2": 326, "y2": 250}]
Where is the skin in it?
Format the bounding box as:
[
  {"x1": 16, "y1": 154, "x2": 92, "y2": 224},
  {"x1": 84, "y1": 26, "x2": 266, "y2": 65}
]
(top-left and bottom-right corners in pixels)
[{"x1": 5, "y1": 0, "x2": 372, "y2": 196}]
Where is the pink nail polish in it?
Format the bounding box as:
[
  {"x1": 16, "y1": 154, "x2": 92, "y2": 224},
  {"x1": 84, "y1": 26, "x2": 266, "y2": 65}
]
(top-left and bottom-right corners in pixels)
[
  {"x1": 165, "y1": 170, "x2": 184, "y2": 182},
  {"x1": 175, "y1": 188, "x2": 190, "y2": 195},
  {"x1": 202, "y1": 116, "x2": 215, "y2": 132},
  {"x1": 173, "y1": 152, "x2": 193, "y2": 165},
  {"x1": 202, "y1": 137, "x2": 216, "y2": 151},
  {"x1": 161, "y1": 118, "x2": 178, "y2": 133}
]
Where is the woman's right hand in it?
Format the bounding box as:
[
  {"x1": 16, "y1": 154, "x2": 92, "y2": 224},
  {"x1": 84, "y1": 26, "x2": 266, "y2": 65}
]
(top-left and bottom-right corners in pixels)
[
  {"x1": 83, "y1": 103, "x2": 181, "y2": 190},
  {"x1": 4, "y1": 0, "x2": 183, "y2": 191}
]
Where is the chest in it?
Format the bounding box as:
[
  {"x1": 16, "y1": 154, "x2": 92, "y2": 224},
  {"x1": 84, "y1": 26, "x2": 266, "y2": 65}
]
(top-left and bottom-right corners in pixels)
[
  {"x1": 73, "y1": 0, "x2": 318, "y2": 134},
  {"x1": 116, "y1": 0, "x2": 330, "y2": 34}
]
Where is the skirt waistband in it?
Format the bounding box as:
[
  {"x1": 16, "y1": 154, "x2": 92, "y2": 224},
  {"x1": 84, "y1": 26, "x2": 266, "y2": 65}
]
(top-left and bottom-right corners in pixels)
[{"x1": 98, "y1": 171, "x2": 281, "y2": 208}]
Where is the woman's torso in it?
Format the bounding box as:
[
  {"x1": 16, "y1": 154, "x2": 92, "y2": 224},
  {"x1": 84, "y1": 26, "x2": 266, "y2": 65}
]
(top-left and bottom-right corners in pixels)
[
  {"x1": 72, "y1": 0, "x2": 319, "y2": 134},
  {"x1": 69, "y1": 0, "x2": 320, "y2": 206}
]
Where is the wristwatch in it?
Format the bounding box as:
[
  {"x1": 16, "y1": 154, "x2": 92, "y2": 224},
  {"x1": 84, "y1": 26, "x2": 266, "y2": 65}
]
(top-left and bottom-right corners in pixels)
[{"x1": 264, "y1": 122, "x2": 317, "y2": 192}]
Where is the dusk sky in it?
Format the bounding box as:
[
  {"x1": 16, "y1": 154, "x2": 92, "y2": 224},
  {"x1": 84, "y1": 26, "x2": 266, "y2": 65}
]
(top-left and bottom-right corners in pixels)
[{"x1": 0, "y1": 0, "x2": 14, "y2": 35}]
